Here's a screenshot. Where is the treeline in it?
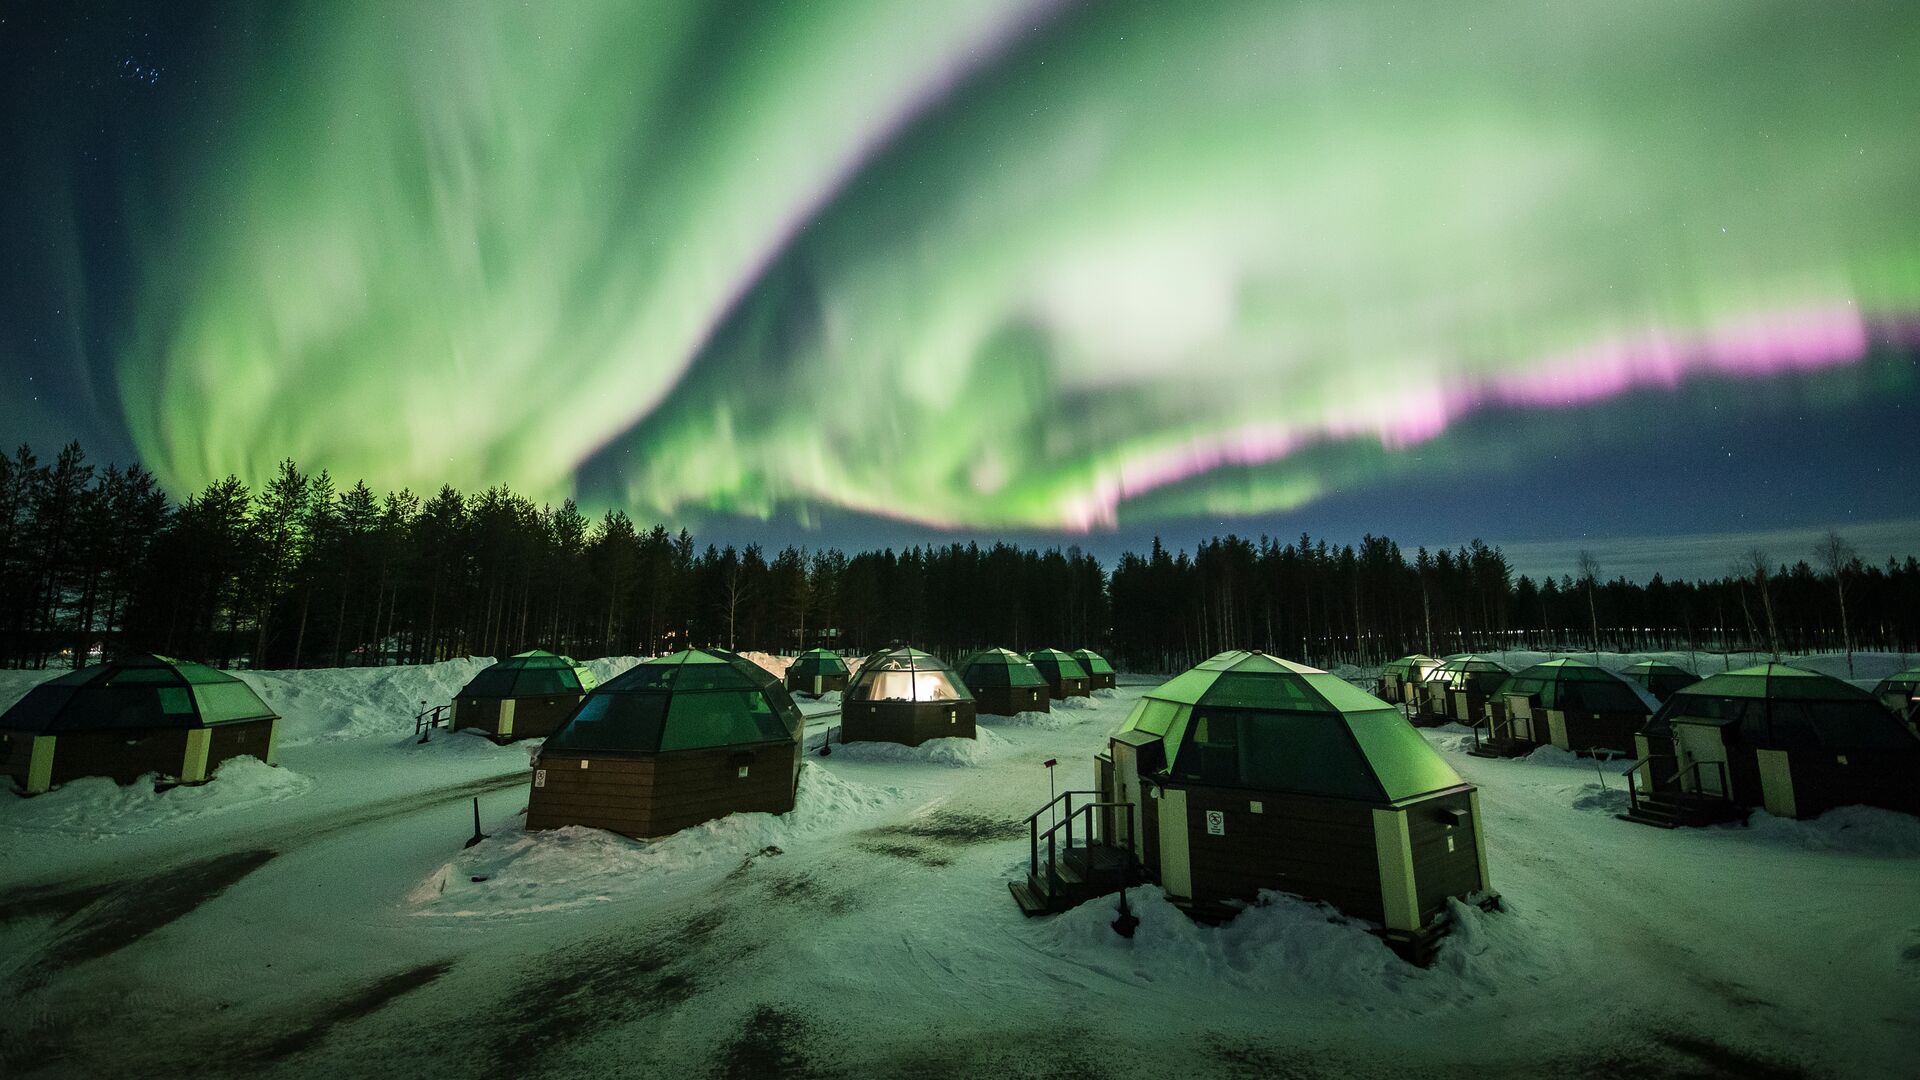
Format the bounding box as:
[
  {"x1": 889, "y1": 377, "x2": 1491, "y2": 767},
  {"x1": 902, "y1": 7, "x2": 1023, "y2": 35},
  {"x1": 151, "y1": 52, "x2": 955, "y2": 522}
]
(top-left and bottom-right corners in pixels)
[
  {"x1": 0, "y1": 443, "x2": 1104, "y2": 669},
  {"x1": 1110, "y1": 533, "x2": 1920, "y2": 673},
  {"x1": 2, "y1": 441, "x2": 1916, "y2": 672}
]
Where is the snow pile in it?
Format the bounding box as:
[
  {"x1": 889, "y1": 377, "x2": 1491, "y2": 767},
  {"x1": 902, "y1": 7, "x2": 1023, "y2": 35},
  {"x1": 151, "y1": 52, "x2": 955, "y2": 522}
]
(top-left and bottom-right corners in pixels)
[
  {"x1": 585, "y1": 655, "x2": 646, "y2": 685},
  {"x1": 1565, "y1": 782, "x2": 1632, "y2": 815},
  {"x1": 1736, "y1": 805, "x2": 1920, "y2": 857},
  {"x1": 739, "y1": 651, "x2": 793, "y2": 680},
  {"x1": 829, "y1": 728, "x2": 1003, "y2": 767},
  {"x1": 237, "y1": 657, "x2": 495, "y2": 745},
  {"x1": 1050, "y1": 695, "x2": 1100, "y2": 712},
  {"x1": 0, "y1": 667, "x2": 60, "y2": 713},
  {"x1": 409, "y1": 763, "x2": 900, "y2": 917},
  {"x1": 1028, "y1": 888, "x2": 1552, "y2": 1008},
  {"x1": 0, "y1": 757, "x2": 312, "y2": 839},
  {"x1": 977, "y1": 707, "x2": 1090, "y2": 731}
]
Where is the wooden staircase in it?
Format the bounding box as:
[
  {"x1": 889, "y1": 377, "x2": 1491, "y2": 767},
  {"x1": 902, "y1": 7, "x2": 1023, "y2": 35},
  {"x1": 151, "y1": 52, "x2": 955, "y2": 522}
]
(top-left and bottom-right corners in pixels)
[
  {"x1": 1618, "y1": 789, "x2": 1746, "y2": 829},
  {"x1": 1009, "y1": 791, "x2": 1138, "y2": 917},
  {"x1": 1467, "y1": 715, "x2": 1533, "y2": 759},
  {"x1": 1619, "y1": 756, "x2": 1745, "y2": 829}
]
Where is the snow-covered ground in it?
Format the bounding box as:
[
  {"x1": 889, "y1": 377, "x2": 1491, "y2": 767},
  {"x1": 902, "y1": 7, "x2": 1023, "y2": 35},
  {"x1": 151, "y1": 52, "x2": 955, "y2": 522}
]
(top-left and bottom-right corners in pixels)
[{"x1": 0, "y1": 654, "x2": 1915, "y2": 1077}]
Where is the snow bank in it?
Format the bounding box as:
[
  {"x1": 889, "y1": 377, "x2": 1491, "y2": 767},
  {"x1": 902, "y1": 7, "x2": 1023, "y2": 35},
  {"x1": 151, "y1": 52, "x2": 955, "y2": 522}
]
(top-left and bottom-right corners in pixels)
[
  {"x1": 0, "y1": 667, "x2": 60, "y2": 713},
  {"x1": 739, "y1": 651, "x2": 793, "y2": 680},
  {"x1": 409, "y1": 763, "x2": 901, "y2": 917},
  {"x1": 237, "y1": 657, "x2": 495, "y2": 745},
  {"x1": 1734, "y1": 805, "x2": 1920, "y2": 857},
  {"x1": 584, "y1": 655, "x2": 646, "y2": 685},
  {"x1": 1564, "y1": 782, "x2": 1632, "y2": 816},
  {"x1": 0, "y1": 757, "x2": 312, "y2": 839},
  {"x1": 977, "y1": 707, "x2": 1096, "y2": 731},
  {"x1": 1027, "y1": 888, "x2": 1556, "y2": 1008},
  {"x1": 828, "y1": 728, "x2": 1003, "y2": 767}
]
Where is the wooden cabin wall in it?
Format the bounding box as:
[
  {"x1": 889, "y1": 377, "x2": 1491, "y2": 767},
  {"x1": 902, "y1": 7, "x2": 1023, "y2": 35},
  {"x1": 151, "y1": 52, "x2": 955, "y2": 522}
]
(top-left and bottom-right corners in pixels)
[
  {"x1": 841, "y1": 700, "x2": 977, "y2": 746},
  {"x1": 527, "y1": 742, "x2": 801, "y2": 838},
  {"x1": 2, "y1": 730, "x2": 34, "y2": 787},
  {"x1": 1785, "y1": 752, "x2": 1920, "y2": 818},
  {"x1": 1555, "y1": 709, "x2": 1642, "y2": 755},
  {"x1": 1726, "y1": 746, "x2": 1765, "y2": 807},
  {"x1": 1404, "y1": 789, "x2": 1483, "y2": 924},
  {"x1": 453, "y1": 698, "x2": 504, "y2": 734},
  {"x1": 785, "y1": 673, "x2": 848, "y2": 695},
  {"x1": 455, "y1": 696, "x2": 581, "y2": 739},
  {"x1": 50, "y1": 728, "x2": 191, "y2": 785},
  {"x1": 206, "y1": 719, "x2": 276, "y2": 770},
  {"x1": 972, "y1": 685, "x2": 1048, "y2": 717},
  {"x1": 1172, "y1": 783, "x2": 1386, "y2": 922}
]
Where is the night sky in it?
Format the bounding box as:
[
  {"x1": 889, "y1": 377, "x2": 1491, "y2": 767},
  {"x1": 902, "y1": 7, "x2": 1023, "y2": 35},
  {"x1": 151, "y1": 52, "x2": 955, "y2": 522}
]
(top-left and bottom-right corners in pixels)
[{"x1": 4, "y1": 1, "x2": 1917, "y2": 579}]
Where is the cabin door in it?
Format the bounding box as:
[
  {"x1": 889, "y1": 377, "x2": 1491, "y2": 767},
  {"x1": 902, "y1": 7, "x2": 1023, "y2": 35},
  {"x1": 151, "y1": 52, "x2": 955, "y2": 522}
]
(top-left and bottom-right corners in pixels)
[
  {"x1": 1109, "y1": 742, "x2": 1146, "y2": 859},
  {"x1": 1671, "y1": 722, "x2": 1730, "y2": 799},
  {"x1": 1506, "y1": 697, "x2": 1534, "y2": 742}
]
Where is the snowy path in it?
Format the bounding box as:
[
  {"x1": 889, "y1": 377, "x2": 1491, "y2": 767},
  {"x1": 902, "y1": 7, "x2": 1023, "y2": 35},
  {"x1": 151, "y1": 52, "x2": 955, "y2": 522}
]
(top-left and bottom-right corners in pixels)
[{"x1": 2, "y1": 664, "x2": 1917, "y2": 1077}]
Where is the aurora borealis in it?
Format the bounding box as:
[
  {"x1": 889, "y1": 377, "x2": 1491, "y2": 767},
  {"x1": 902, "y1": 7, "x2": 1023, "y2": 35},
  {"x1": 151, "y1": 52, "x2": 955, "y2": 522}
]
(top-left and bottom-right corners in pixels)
[{"x1": 5, "y1": 0, "x2": 1920, "y2": 557}]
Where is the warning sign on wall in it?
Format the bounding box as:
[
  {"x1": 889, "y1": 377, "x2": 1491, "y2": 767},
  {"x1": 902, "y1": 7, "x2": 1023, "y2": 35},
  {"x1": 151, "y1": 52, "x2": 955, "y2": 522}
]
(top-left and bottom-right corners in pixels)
[
  {"x1": 1205, "y1": 810, "x2": 1225, "y2": 835},
  {"x1": 534, "y1": 769, "x2": 547, "y2": 789}
]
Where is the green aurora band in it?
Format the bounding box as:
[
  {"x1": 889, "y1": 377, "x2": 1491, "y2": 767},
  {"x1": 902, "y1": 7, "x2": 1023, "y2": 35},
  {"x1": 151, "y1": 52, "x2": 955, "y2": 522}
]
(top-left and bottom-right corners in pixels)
[{"x1": 126, "y1": 0, "x2": 1920, "y2": 530}]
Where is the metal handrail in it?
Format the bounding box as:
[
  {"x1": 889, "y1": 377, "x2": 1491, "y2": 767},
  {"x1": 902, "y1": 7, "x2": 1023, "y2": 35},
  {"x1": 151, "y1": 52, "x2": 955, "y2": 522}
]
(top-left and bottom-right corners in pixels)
[
  {"x1": 1626, "y1": 754, "x2": 1729, "y2": 810},
  {"x1": 414, "y1": 703, "x2": 451, "y2": 736},
  {"x1": 1027, "y1": 792, "x2": 1136, "y2": 900}
]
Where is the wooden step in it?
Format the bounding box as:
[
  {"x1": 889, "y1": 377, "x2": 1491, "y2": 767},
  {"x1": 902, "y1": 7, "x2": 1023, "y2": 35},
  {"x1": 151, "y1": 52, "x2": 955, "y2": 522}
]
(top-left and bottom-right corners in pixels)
[{"x1": 1008, "y1": 879, "x2": 1052, "y2": 917}]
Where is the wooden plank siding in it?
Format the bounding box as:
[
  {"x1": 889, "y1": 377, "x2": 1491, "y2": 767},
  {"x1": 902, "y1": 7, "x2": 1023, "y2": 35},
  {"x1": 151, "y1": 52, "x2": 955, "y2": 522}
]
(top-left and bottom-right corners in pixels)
[
  {"x1": 1556, "y1": 709, "x2": 1644, "y2": 756},
  {"x1": 1087, "y1": 673, "x2": 1117, "y2": 691},
  {"x1": 1171, "y1": 783, "x2": 1389, "y2": 923},
  {"x1": 1784, "y1": 751, "x2": 1920, "y2": 818},
  {"x1": 840, "y1": 700, "x2": 977, "y2": 746},
  {"x1": 972, "y1": 685, "x2": 1049, "y2": 717},
  {"x1": 784, "y1": 673, "x2": 849, "y2": 695},
  {"x1": 453, "y1": 695, "x2": 583, "y2": 740},
  {"x1": 205, "y1": 719, "x2": 277, "y2": 772},
  {"x1": 1404, "y1": 789, "x2": 1484, "y2": 923},
  {"x1": 45, "y1": 728, "x2": 190, "y2": 785},
  {"x1": 527, "y1": 742, "x2": 801, "y2": 839},
  {"x1": 1150, "y1": 781, "x2": 1486, "y2": 930},
  {"x1": 1043, "y1": 675, "x2": 1090, "y2": 699}
]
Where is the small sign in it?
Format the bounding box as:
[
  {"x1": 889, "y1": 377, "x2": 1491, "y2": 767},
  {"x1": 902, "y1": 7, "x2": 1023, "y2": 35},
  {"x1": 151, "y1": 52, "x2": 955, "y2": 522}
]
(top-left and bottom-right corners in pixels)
[
  {"x1": 1205, "y1": 810, "x2": 1226, "y2": 836},
  {"x1": 737, "y1": 765, "x2": 750, "y2": 778},
  {"x1": 534, "y1": 769, "x2": 547, "y2": 788},
  {"x1": 1248, "y1": 801, "x2": 1263, "y2": 814}
]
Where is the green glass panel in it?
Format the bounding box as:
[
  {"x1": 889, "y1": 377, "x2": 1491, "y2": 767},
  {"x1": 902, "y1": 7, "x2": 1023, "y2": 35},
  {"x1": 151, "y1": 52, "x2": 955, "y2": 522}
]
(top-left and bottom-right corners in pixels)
[
  {"x1": 1303, "y1": 673, "x2": 1395, "y2": 715},
  {"x1": 108, "y1": 668, "x2": 179, "y2": 684},
  {"x1": 0, "y1": 685, "x2": 79, "y2": 733},
  {"x1": 158, "y1": 687, "x2": 195, "y2": 715},
  {"x1": 463, "y1": 668, "x2": 520, "y2": 697},
  {"x1": 1162, "y1": 704, "x2": 1194, "y2": 765},
  {"x1": 1198, "y1": 672, "x2": 1327, "y2": 711},
  {"x1": 547, "y1": 693, "x2": 668, "y2": 752},
  {"x1": 1133, "y1": 699, "x2": 1180, "y2": 737},
  {"x1": 1148, "y1": 667, "x2": 1221, "y2": 706},
  {"x1": 177, "y1": 662, "x2": 240, "y2": 685},
  {"x1": 661, "y1": 690, "x2": 788, "y2": 751},
  {"x1": 192, "y1": 682, "x2": 275, "y2": 723},
  {"x1": 512, "y1": 667, "x2": 577, "y2": 697},
  {"x1": 1348, "y1": 708, "x2": 1465, "y2": 800}
]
